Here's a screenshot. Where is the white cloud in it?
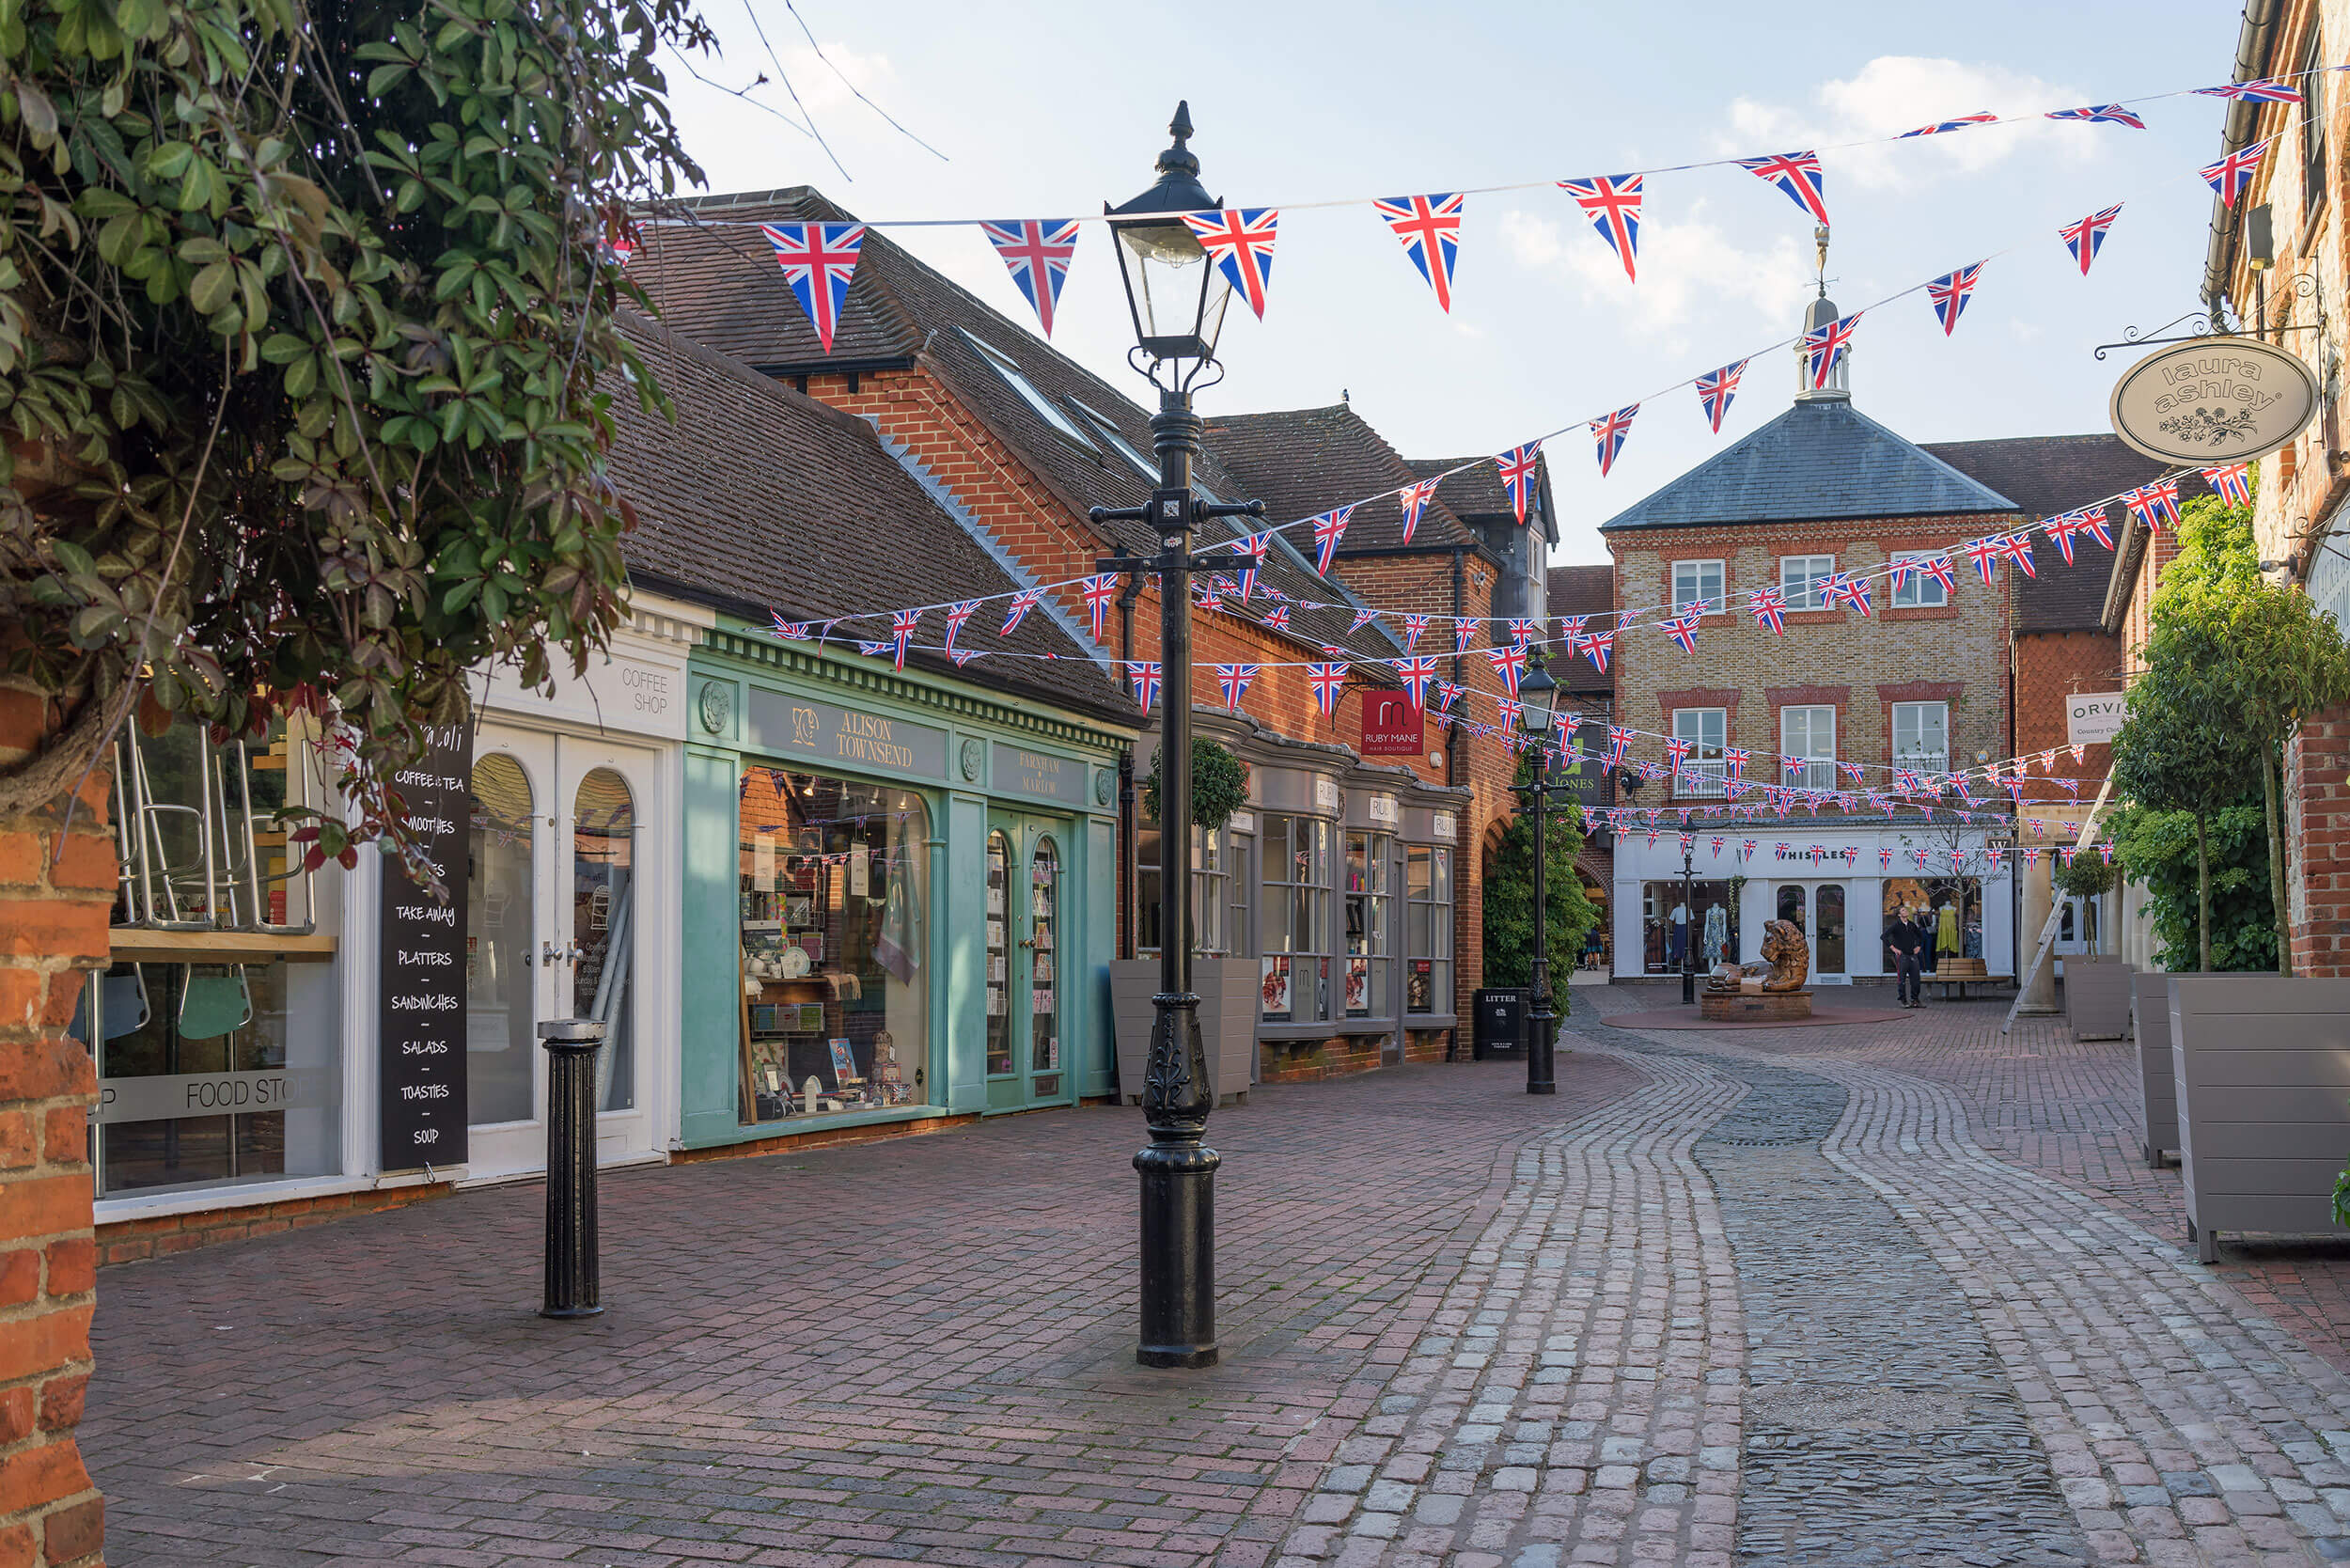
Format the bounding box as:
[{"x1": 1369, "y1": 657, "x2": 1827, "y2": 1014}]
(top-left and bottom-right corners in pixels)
[
  {"x1": 777, "y1": 41, "x2": 897, "y2": 118},
  {"x1": 1501, "y1": 202, "x2": 1813, "y2": 351},
  {"x1": 1723, "y1": 55, "x2": 2092, "y2": 194}
]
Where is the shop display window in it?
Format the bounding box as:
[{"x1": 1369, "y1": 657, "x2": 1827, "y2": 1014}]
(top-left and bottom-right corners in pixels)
[
  {"x1": 1342, "y1": 830, "x2": 1393, "y2": 1017},
  {"x1": 1261, "y1": 813, "x2": 1331, "y2": 1023},
  {"x1": 1642, "y1": 880, "x2": 1739, "y2": 976},
  {"x1": 736, "y1": 767, "x2": 930, "y2": 1124},
  {"x1": 466, "y1": 753, "x2": 537, "y2": 1126},
  {"x1": 1880, "y1": 876, "x2": 1982, "y2": 964},
  {"x1": 1406, "y1": 845, "x2": 1452, "y2": 1013},
  {"x1": 83, "y1": 960, "x2": 341, "y2": 1199},
  {"x1": 1136, "y1": 822, "x2": 1226, "y2": 956}
]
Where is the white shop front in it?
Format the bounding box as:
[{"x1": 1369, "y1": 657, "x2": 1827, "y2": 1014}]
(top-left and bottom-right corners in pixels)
[
  {"x1": 83, "y1": 597, "x2": 708, "y2": 1231},
  {"x1": 1608, "y1": 820, "x2": 2014, "y2": 986}
]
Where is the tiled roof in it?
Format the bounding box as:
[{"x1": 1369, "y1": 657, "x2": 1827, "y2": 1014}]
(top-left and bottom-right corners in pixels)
[
  {"x1": 1923, "y1": 434, "x2": 2209, "y2": 634},
  {"x1": 1204, "y1": 404, "x2": 1480, "y2": 553},
  {"x1": 1546, "y1": 564, "x2": 1616, "y2": 622},
  {"x1": 631, "y1": 189, "x2": 1402, "y2": 665},
  {"x1": 608, "y1": 314, "x2": 1129, "y2": 722},
  {"x1": 1595, "y1": 395, "x2": 2019, "y2": 532},
  {"x1": 1407, "y1": 456, "x2": 1560, "y2": 546}
]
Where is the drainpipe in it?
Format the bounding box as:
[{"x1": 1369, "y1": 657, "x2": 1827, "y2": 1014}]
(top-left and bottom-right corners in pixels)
[
  {"x1": 2201, "y1": 0, "x2": 2282, "y2": 325},
  {"x1": 1117, "y1": 548, "x2": 1142, "y2": 962},
  {"x1": 1448, "y1": 547, "x2": 1466, "y2": 787}
]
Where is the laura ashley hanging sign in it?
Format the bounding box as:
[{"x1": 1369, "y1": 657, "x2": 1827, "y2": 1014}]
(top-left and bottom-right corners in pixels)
[{"x1": 2109, "y1": 338, "x2": 2317, "y2": 464}]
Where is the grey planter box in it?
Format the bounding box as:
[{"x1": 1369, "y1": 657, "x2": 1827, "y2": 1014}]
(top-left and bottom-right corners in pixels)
[
  {"x1": 2064, "y1": 954, "x2": 2133, "y2": 1041},
  {"x1": 1110, "y1": 957, "x2": 1257, "y2": 1108},
  {"x1": 2132, "y1": 969, "x2": 2177, "y2": 1168},
  {"x1": 2170, "y1": 975, "x2": 2350, "y2": 1262}
]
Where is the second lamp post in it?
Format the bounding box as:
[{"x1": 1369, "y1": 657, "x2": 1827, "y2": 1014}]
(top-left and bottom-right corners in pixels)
[{"x1": 1514, "y1": 652, "x2": 1571, "y2": 1096}]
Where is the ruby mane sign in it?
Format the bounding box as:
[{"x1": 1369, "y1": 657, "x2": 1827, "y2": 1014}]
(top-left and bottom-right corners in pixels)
[{"x1": 1360, "y1": 691, "x2": 1424, "y2": 756}]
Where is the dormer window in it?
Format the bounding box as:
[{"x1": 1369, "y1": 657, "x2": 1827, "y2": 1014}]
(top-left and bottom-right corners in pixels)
[{"x1": 961, "y1": 330, "x2": 1096, "y2": 449}]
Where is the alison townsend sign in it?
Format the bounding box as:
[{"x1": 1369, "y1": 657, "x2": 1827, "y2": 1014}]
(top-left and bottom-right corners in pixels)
[{"x1": 2109, "y1": 338, "x2": 2317, "y2": 464}]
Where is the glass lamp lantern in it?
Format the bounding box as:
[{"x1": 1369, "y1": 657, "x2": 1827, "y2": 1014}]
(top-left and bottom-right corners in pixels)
[
  {"x1": 1105, "y1": 102, "x2": 1232, "y2": 382},
  {"x1": 1519, "y1": 654, "x2": 1559, "y2": 764}
]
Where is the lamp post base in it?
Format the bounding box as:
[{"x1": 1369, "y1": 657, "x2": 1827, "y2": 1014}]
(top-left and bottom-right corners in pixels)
[{"x1": 1135, "y1": 1135, "x2": 1220, "y2": 1368}]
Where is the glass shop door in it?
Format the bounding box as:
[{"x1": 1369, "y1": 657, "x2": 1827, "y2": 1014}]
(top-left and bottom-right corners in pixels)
[{"x1": 982, "y1": 811, "x2": 1071, "y2": 1112}]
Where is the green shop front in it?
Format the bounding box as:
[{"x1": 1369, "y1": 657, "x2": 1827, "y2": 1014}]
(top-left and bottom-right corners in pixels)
[{"x1": 681, "y1": 627, "x2": 1133, "y2": 1150}]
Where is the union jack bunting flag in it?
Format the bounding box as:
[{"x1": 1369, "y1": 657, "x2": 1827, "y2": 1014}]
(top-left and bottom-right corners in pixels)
[
  {"x1": 600, "y1": 229, "x2": 639, "y2": 268},
  {"x1": 2069, "y1": 744, "x2": 2086, "y2": 765},
  {"x1": 1914, "y1": 848, "x2": 1932, "y2": 871},
  {"x1": 1000, "y1": 588, "x2": 1042, "y2": 637},
  {"x1": 889, "y1": 609, "x2": 919, "y2": 671},
  {"x1": 2045, "y1": 103, "x2": 2146, "y2": 129},
  {"x1": 2058, "y1": 845, "x2": 2078, "y2": 867},
  {"x1": 1920, "y1": 554, "x2": 1957, "y2": 596},
  {"x1": 1558, "y1": 614, "x2": 1589, "y2": 645},
  {"x1": 760, "y1": 222, "x2": 868, "y2": 354},
  {"x1": 1395, "y1": 477, "x2": 1442, "y2": 545},
  {"x1": 2059, "y1": 776, "x2": 2082, "y2": 797},
  {"x1": 1665, "y1": 735, "x2": 1693, "y2": 770},
  {"x1": 856, "y1": 640, "x2": 892, "y2": 658},
  {"x1": 1308, "y1": 663, "x2": 1348, "y2": 717},
  {"x1": 1748, "y1": 587, "x2": 1787, "y2": 635},
  {"x1": 2098, "y1": 841, "x2": 2115, "y2": 865},
  {"x1": 1783, "y1": 753, "x2": 1808, "y2": 780},
  {"x1": 1736, "y1": 150, "x2": 1829, "y2": 225},
  {"x1": 1985, "y1": 845, "x2": 2005, "y2": 871},
  {"x1": 1434, "y1": 680, "x2": 1464, "y2": 712},
  {"x1": 771, "y1": 612, "x2": 813, "y2": 641},
  {"x1": 2001, "y1": 778, "x2": 2027, "y2": 802},
  {"x1": 1724, "y1": 748, "x2": 1749, "y2": 782},
  {"x1": 2195, "y1": 78, "x2": 2304, "y2": 103},
  {"x1": 1742, "y1": 839, "x2": 1759, "y2": 864},
  {"x1": 948, "y1": 649, "x2": 985, "y2": 667},
  {"x1": 1261, "y1": 604, "x2": 1290, "y2": 633},
  {"x1": 1347, "y1": 605, "x2": 1381, "y2": 633},
  {"x1": 1193, "y1": 581, "x2": 1224, "y2": 614},
  {"x1": 1678, "y1": 833, "x2": 1696, "y2": 855},
  {"x1": 1402, "y1": 614, "x2": 1429, "y2": 651},
  {"x1": 1606, "y1": 726, "x2": 1634, "y2": 766},
  {"x1": 1900, "y1": 110, "x2": 1998, "y2": 137},
  {"x1": 1486, "y1": 643, "x2": 1528, "y2": 696},
  {"x1": 2201, "y1": 138, "x2": 2274, "y2": 208},
  {"x1": 1556, "y1": 709, "x2": 1579, "y2": 743},
  {"x1": 1182, "y1": 207, "x2": 1280, "y2": 318},
  {"x1": 1125, "y1": 661, "x2": 1163, "y2": 713},
  {"x1": 2060, "y1": 204, "x2": 2123, "y2": 276},
  {"x1": 1392, "y1": 656, "x2": 1438, "y2": 708},
  {"x1": 979, "y1": 219, "x2": 1081, "y2": 337},
  {"x1": 2203, "y1": 463, "x2": 2253, "y2": 506},
  {"x1": 1841, "y1": 761, "x2": 1866, "y2": 784},
  {"x1": 1373, "y1": 193, "x2": 1465, "y2": 313},
  {"x1": 1233, "y1": 531, "x2": 1272, "y2": 602},
  {"x1": 1455, "y1": 619, "x2": 1477, "y2": 653},
  {"x1": 1878, "y1": 846, "x2": 1895, "y2": 870},
  {"x1": 1579, "y1": 629, "x2": 1614, "y2": 673},
  {"x1": 1833, "y1": 572, "x2": 1872, "y2": 617},
  {"x1": 2123, "y1": 479, "x2": 2181, "y2": 531},
  {"x1": 1590, "y1": 403, "x2": 1638, "y2": 477},
  {"x1": 1496, "y1": 442, "x2": 1543, "y2": 524},
  {"x1": 1800, "y1": 312, "x2": 1861, "y2": 389},
  {"x1": 1214, "y1": 664, "x2": 1260, "y2": 710},
  {"x1": 1645, "y1": 827, "x2": 1662, "y2": 849},
  {"x1": 1559, "y1": 173, "x2": 1642, "y2": 282},
  {"x1": 1711, "y1": 837, "x2": 1726, "y2": 857},
  {"x1": 1311, "y1": 505, "x2": 1356, "y2": 574},
  {"x1": 2076, "y1": 511, "x2": 2113, "y2": 549},
  {"x1": 1496, "y1": 697, "x2": 1525, "y2": 732},
  {"x1": 1962, "y1": 537, "x2": 2003, "y2": 585},
  {"x1": 2000, "y1": 532, "x2": 2037, "y2": 577},
  {"x1": 2042, "y1": 513, "x2": 2082, "y2": 566},
  {"x1": 1696, "y1": 358, "x2": 1748, "y2": 434},
  {"x1": 1928, "y1": 261, "x2": 1985, "y2": 337},
  {"x1": 1508, "y1": 618, "x2": 1539, "y2": 649},
  {"x1": 1081, "y1": 574, "x2": 1120, "y2": 641},
  {"x1": 943, "y1": 601, "x2": 979, "y2": 651},
  {"x1": 1664, "y1": 613, "x2": 1699, "y2": 653}
]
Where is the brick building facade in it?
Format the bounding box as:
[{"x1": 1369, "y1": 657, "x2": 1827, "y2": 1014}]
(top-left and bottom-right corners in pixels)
[
  {"x1": 634, "y1": 188, "x2": 1548, "y2": 1074},
  {"x1": 2194, "y1": 1, "x2": 2350, "y2": 975},
  {"x1": 1596, "y1": 333, "x2": 2022, "y2": 985}
]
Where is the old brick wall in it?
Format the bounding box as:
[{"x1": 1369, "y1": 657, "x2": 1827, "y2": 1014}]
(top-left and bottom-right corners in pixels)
[
  {"x1": 1610, "y1": 515, "x2": 2014, "y2": 783},
  {"x1": 2287, "y1": 705, "x2": 2350, "y2": 976},
  {"x1": 0, "y1": 684, "x2": 105, "y2": 1568},
  {"x1": 2013, "y1": 629, "x2": 2121, "y2": 777}
]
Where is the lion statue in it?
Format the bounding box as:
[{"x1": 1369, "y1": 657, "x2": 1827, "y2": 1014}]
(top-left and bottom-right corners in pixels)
[{"x1": 1759, "y1": 918, "x2": 1810, "y2": 993}]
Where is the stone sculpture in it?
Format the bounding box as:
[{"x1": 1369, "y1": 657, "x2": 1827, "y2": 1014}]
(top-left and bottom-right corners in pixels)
[{"x1": 1759, "y1": 919, "x2": 1810, "y2": 993}]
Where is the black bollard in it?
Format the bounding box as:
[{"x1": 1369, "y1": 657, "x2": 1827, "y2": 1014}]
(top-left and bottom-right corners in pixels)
[{"x1": 538, "y1": 1019, "x2": 606, "y2": 1319}]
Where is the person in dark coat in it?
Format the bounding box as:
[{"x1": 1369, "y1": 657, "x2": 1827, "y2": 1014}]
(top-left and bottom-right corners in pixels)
[{"x1": 1885, "y1": 904, "x2": 1926, "y2": 1008}]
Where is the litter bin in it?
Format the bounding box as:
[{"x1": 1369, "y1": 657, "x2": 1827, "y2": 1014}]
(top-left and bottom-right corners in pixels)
[{"x1": 1471, "y1": 988, "x2": 1529, "y2": 1060}]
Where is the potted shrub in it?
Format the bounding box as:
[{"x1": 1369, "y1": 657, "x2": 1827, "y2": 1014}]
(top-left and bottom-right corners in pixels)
[
  {"x1": 1112, "y1": 737, "x2": 1257, "y2": 1106},
  {"x1": 2052, "y1": 853, "x2": 2131, "y2": 1040}
]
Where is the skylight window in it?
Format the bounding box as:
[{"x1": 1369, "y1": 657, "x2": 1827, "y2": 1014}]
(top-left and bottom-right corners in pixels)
[
  {"x1": 1070, "y1": 400, "x2": 1155, "y2": 479},
  {"x1": 961, "y1": 330, "x2": 1094, "y2": 449}
]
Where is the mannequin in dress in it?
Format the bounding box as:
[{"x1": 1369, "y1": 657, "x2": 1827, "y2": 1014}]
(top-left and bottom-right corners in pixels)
[
  {"x1": 1668, "y1": 901, "x2": 1689, "y2": 968},
  {"x1": 1936, "y1": 902, "x2": 1961, "y2": 958}
]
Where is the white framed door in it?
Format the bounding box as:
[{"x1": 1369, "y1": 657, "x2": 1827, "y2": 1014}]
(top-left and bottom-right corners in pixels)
[
  {"x1": 464, "y1": 725, "x2": 661, "y2": 1179},
  {"x1": 1770, "y1": 881, "x2": 1850, "y2": 981}
]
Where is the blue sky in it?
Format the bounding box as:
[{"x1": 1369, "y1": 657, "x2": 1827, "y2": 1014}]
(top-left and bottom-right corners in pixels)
[{"x1": 662, "y1": 2, "x2": 2248, "y2": 564}]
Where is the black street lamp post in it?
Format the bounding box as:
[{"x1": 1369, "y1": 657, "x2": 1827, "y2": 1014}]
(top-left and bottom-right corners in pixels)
[
  {"x1": 1515, "y1": 653, "x2": 1565, "y2": 1096},
  {"x1": 1680, "y1": 841, "x2": 1699, "y2": 1006},
  {"x1": 1092, "y1": 103, "x2": 1264, "y2": 1370}
]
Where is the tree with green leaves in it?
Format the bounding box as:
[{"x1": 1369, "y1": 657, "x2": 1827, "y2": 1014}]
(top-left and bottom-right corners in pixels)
[
  {"x1": 0, "y1": 0, "x2": 712, "y2": 881},
  {"x1": 1482, "y1": 760, "x2": 1599, "y2": 1005}
]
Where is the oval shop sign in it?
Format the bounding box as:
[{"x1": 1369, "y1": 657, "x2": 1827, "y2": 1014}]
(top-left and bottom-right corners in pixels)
[{"x1": 2109, "y1": 337, "x2": 2318, "y2": 465}]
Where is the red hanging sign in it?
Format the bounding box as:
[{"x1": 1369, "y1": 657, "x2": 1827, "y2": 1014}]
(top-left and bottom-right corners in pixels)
[{"x1": 1360, "y1": 690, "x2": 1425, "y2": 756}]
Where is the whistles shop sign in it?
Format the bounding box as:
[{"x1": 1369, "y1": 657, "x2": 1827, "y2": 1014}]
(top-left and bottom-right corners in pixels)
[
  {"x1": 2109, "y1": 339, "x2": 2317, "y2": 464},
  {"x1": 378, "y1": 725, "x2": 472, "y2": 1169}
]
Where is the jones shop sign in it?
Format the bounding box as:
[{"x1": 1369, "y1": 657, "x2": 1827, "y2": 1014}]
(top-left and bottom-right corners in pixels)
[{"x1": 2109, "y1": 338, "x2": 2318, "y2": 464}]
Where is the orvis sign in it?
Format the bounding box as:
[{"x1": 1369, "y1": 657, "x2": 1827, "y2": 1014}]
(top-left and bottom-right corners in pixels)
[
  {"x1": 2065, "y1": 691, "x2": 2126, "y2": 746},
  {"x1": 2109, "y1": 338, "x2": 2317, "y2": 464}
]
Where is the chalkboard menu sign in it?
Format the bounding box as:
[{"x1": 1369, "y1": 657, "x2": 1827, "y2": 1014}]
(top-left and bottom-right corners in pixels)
[{"x1": 378, "y1": 725, "x2": 472, "y2": 1168}]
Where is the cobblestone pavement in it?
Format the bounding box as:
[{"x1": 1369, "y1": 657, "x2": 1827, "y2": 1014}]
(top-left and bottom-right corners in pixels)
[
  {"x1": 83, "y1": 1055, "x2": 1645, "y2": 1568},
  {"x1": 86, "y1": 992, "x2": 2350, "y2": 1568}
]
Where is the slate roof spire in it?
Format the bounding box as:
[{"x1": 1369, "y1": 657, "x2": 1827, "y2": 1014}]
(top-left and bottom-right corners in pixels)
[{"x1": 1797, "y1": 223, "x2": 1849, "y2": 402}]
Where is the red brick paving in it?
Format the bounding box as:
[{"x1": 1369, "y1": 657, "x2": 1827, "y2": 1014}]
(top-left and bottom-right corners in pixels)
[{"x1": 82, "y1": 1054, "x2": 1641, "y2": 1568}]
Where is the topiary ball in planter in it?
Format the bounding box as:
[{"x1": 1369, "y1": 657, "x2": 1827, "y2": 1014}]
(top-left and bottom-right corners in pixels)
[{"x1": 1142, "y1": 737, "x2": 1248, "y2": 833}]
